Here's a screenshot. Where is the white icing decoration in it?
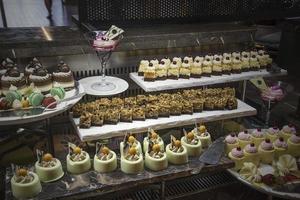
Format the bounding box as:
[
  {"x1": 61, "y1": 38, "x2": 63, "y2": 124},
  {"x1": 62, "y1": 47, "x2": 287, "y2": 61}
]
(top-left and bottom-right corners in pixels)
[
  {"x1": 1, "y1": 73, "x2": 24, "y2": 81},
  {"x1": 29, "y1": 74, "x2": 51, "y2": 81}
]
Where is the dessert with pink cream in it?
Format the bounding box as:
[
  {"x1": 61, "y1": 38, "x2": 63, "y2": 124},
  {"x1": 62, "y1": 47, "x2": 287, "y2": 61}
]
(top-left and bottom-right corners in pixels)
[
  {"x1": 251, "y1": 128, "x2": 265, "y2": 147},
  {"x1": 258, "y1": 139, "x2": 275, "y2": 164},
  {"x1": 225, "y1": 133, "x2": 239, "y2": 155},
  {"x1": 274, "y1": 137, "x2": 288, "y2": 158},
  {"x1": 237, "y1": 130, "x2": 252, "y2": 148},
  {"x1": 243, "y1": 143, "x2": 260, "y2": 166},
  {"x1": 228, "y1": 147, "x2": 245, "y2": 171}
]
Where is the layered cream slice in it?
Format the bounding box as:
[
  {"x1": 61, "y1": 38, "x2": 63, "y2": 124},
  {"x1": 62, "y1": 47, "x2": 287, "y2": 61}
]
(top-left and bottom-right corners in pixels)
[
  {"x1": 143, "y1": 129, "x2": 164, "y2": 153},
  {"x1": 166, "y1": 135, "x2": 188, "y2": 165},
  {"x1": 93, "y1": 145, "x2": 117, "y2": 173},
  {"x1": 145, "y1": 143, "x2": 168, "y2": 171},
  {"x1": 11, "y1": 167, "x2": 42, "y2": 199},
  {"x1": 181, "y1": 130, "x2": 202, "y2": 157},
  {"x1": 66, "y1": 144, "x2": 91, "y2": 174},
  {"x1": 35, "y1": 152, "x2": 64, "y2": 182},
  {"x1": 120, "y1": 134, "x2": 144, "y2": 174}
]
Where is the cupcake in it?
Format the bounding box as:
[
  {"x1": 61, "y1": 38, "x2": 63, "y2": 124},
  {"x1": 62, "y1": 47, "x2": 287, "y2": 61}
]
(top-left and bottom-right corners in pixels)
[
  {"x1": 222, "y1": 54, "x2": 232, "y2": 74},
  {"x1": 143, "y1": 129, "x2": 164, "y2": 153},
  {"x1": 144, "y1": 62, "x2": 156, "y2": 81},
  {"x1": 138, "y1": 60, "x2": 149, "y2": 76},
  {"x1": 52, "y1": 61, "x2": 75, "y2": 89},
  {"x1": 202, "y1": 57, "x2": 212, "y2": 77},
  {"x1": 93, "y1": 144, "x2": 117, "y2": 173},
  {"x1": 241, "y1": 52, "x2": 250, "y2": 72},
  {"x1": 280, "y1": 124, "x2": 296, "y2": 141},
  {"x1": 274, "y1": 137, "x2": 288, "y2": 159},
  {"x1": 11, "y1": 167, "x2": 42, "y2": 199},
  {"x1": 251, "y1": 128, "x2": 265, "y2": 147},
  {"x1": 1, "y1": 67, "x2": 26, "y2": 95},
  {"x1": 244, "y1": 143, "x2": 260, "y2": 166},
  {"x1": 195, "y1": 125, "x2": 212, "y2": 149},
  {"x1": 167, "y1": 61, "x2": 179, "y2": 79},
  {"x1": 179, "y1": 59, "x2": 191, "y2": 79},
  {"x1": 258, "y1": 139, "x2": 275, "y2": 164},
  {"x1": 191, "y1": 59, "x2": 202, "y2": 78},
  {"x1": 287, "y1": 134, "x2": 300, "y2": 157},
  {"x1": 66, "y1": 144, "x2": 91, "y2": 174},
  {"x1": 156, "y1": 60, "x2": 168, "y2": 80},
  {"x1": 145, "y1": 143, "x2": 168, "y2": 171},
  {"x1": 29, "y1": 67, "x2": 52, "y2": 93},
  {"x1": 249, "y1": 54, "x2": 260, "y2": 71},
  {"x1": 228, "y1": 147, "x2": 245, "y2": 171},
  {"x1": 181, "y1": 131, "x2": 202, "y2": 156},
  {"x1": 166, "y1": 135, "x2": 188, "y2": 165},
  {"x1": 212, "y1": 55, "x2": 222, "y2": 76},
  {"x1": 237, "y1": 130, "x2": 252, "y2": 148},
  {"x1": 266, "y1": 127, "x2": 280, "y2": 142},
  {"x1": 225, "y1": 133, "x2": 239, "y2": 155},
  {"x1": 35, "y1": 151, "x2": 64, "y2": 182},
  {"x1": 231, "y1": 56, "x2": 242, "y2": 74}
]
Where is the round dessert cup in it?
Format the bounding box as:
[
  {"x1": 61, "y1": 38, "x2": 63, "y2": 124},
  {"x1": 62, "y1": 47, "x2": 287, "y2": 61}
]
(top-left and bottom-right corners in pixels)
[
  {"x1": 287, "y1": 139, "x2": 300, "y2": 157},
  {"x1": 143, "y1": 137, "x2": 164, "y2": 154},
  {"x1": 93, "y1": 151, "x2": 117, "y2": 173},
  {"x1": 228, "y1": 152, "x2": 244, "y2": 171},
  {"x1": 120, "y1": 154, "x2": 144, "y2": 174},
  {"x1": 258, "y1": 146, "x2": 275, "y2": 164},
  {"x1": 120, "y1": 141, "x2": 142, "y2": 157},
  {"x1": 180, "y1": 137, "x2": 202, "y2": 157},
  {"x1": 225, "y1": 143, "x2": 239, "y2": 155},
  {"x1": 274, "y1": 147, "x2": 288, "y2": 159},
  {"x1": 66, "y1": 152, "x2": 91, "y2": 174},
  {"x1": 280, "y1": 132, "x2": 292, "y2": 142},
  {"x1": 266, "y1": 133, "x2": 278, "y2": 143},
  {"x1": 250, "y1": 136, "x2": 265, "y2": 147},
  {"x1": 166, "y1": 144, "x2": 188, "y2": 165},
  {"x1": 35, "y1": 159, "x2": 64, "y2": 182},
  {"x1": 11, "y1": 172, "x2": 42, "y2": 199},
  {"x1": 145, "y1": 152, "x2": 168, "y2": 171},
  {"x1": 243, "y1": 151, "x2": 260, "y2": 166},
  {"x1": 237, "y1": 139, "x2": 252, "y2": 149},
  {"x1": 196, "y1": 134, "x2": 211, "y2": 149}
]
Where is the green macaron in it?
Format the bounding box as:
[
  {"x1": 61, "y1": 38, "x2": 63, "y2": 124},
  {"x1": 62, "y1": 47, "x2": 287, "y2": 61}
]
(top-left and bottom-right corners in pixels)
[
  {"x1": 6, "y1": 90, "x2": 22, "y2": 104},
  {"x1": 29, "y1": 92, "x2": 45, "y2": 107},
  {"x1": 50, "y1": 87, "x2": 65, "y2": 100}
]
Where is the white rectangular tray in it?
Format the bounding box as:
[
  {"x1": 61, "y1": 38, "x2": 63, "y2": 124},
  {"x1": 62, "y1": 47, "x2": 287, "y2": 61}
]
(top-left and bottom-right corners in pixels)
[
  {"x1": 75, "y1": 99, "x2": 256, "y2": 141},
  {"x1": 130, "y1": 69, "x2": 287, "y2": 92}
]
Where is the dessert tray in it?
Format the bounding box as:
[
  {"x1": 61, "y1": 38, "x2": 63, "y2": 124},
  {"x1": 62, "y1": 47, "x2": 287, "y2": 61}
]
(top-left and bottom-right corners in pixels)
[
  {"x1": 0, "y1": 82, "x2": 85, "y2": 126},
  {"x1": 130, "y1": 68, "x2": 287, "y2": 92},
  {"x1": 74, "y1": 99, "x2": 256, "y2": 141},
  {"x1": 228, "y1": 169, "x2": 300, "y2": 199}
]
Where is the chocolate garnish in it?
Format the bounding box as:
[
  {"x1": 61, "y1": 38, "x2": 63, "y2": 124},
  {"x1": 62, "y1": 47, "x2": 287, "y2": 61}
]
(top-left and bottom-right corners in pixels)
[
  {"x1": 237, "y1": 147, "x2": 241, "y2": 151},
  {"x1": 250, "y1": 143, "x2": 255, "y2": 147},
  {"x1": 8, "y1": 67, "x2": 20, "y2": 77},
  {"x1": 34, "y1": 67, "x2": 48, "y2": 76},
  {"x1": 160, "y1": 60, "x2": 165, "y2": 65},
  {"x1": 60, "y1": 64, "x2": 70, "y2": 73},
  {"x1": 184, "y1": 59, "x2": 189, "y2": 64},
  {"x1": 257, "y1": 128, "x2": 261, "y2": 131},
  {"x1": 235, "y1": 57, "x2": 240, "y2": 60},
  {"x1": 244, "y1": 130, "x2": 248, "y2": 134},
  {"x1": 196, "y1": 60, "x2": 200, "y2": 63},
  {"x1": 149, "y1": 63, "x2": 153, "y2": 67},
  {"x1": 230, "y1": 133, "x2": 236, "y2": 137},
  {"x1": 216, "y1": 57, "x2": 220, "y2": 61},
  {"x1": 265, "y1": 138, "x2": 271, "y2": 143},
  {"x1": 243, "y1": 54, "x2": 248, "y2": 58},
  {"x1": 172, "y1": 61, "x2": 177, "y2": 65},
  {"x1": 279, "y1": 137, "x2": 284, "y2": 142}
]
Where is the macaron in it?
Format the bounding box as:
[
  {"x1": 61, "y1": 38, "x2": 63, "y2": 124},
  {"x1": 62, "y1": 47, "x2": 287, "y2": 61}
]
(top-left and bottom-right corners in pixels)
[
  {"x1": 42, "y1": 96, "x2": 57, "y2": 108},
  {"x1": 29, "y1": 92, "x2": 44, "y2": 106},
  {"x1": 50, "y1": 87, "x2": 65, "y2": 100},
  {"x1": 6, "y1": 90, "x2": 22, "y2": 104}
]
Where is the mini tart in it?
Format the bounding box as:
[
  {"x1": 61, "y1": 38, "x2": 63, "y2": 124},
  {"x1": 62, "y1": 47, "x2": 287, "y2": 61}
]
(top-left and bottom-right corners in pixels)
[
  {"x1": 287, "y1": 136, "x2": 300, "y2": 157},
  {"x1": 11, "y1": 172, "x2": 42, "y2": 199},
  {"x1": 228, "y1": 151, "x2": 244, "y2": 171},
  {"x1": 35, "y1": 159, "x2": 64, "y2": 182},
  {"x1": 166, "y1": 144, "x2": 188, "y2": 165},
  {"x1": 120, "y1": 141, "x2": 142, "y2": 157},
  {"x1": 180, "y1": 136, "x2": 202, "y2": 157},
  {"x1": 93, "y1": 151, "x2": 117, "y2": 173},
  {"x1": 120, "y1": 153, "x2": 144, "y2": 174},
  {"x1": 66, "y1": 151, "x2": 91, "y2": 174},
  {"x1": 143, "y1": 137, "x2": 164, "y2": 153},
  {"x1": 145, "y1": 152, "x2": 168, "y2": 171},
  {"x1": 258, "y1": 143, "x2": 274, "y2": 164}
]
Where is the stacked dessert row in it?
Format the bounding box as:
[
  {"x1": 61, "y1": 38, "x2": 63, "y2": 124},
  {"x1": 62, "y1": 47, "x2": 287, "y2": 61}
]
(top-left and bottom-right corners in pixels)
[
  {"x1": 0, "y1": 58, "x2": 75, "y2": 95},
  {"x1": 137, "y1": 50, "x2": 273, "y2": 81},
  {"x1": 11, "y1": 126, "x2": 212, "y2": 199},
  {"x1": 72, "y1": 88, "x2": 238, "y2": 128},
  {"x1": 226, "y1": 125, "x2": 299, "y2": 171}
]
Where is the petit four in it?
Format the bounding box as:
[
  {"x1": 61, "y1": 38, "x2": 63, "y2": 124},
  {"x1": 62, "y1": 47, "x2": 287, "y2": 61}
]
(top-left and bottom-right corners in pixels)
[
  {"x1": 195, "y1": 125, "x2": 212, "y2": 149},
  {"x1": 222, "y1": 54, "x2": 232, "y2": 74},
  {"x1": 228, "y1": 146, "x2": 245, "y2": 171},
  {"x1": 168, "y1": 61, "x2": 180, "y2": 79},
  {"x1": 179, "y1": 59, "x2": 191, "y2": 79},
  {"x1": 249, "y1": 54, "x2": 260, "y2": 71},
  {"x1": 181, "y1": 130, "x2": 202, "y2": 156},
  {"x1": 29, "y1": 67, "x2": 52, "y2": 93},
  {"x1": 266, "y1": 127, "x2": 280, "y2": 142},
  {"x1": 202, "y1": 57, "x2": 212, "y2": 77},
  {"x1": 138, "y1": 60, "x2": 149, "y2": 76},
  {"x1": 274, "y1": 137, "x2": 288, "y2": 159},
  {"x1": 243, "y1": 143, "x2": 260, "y2": 166},
  {"x1": 225, "y1": 133, "x2": 239, "y2": 155},
  {"x1": 94, "y1": 143, "x2": 117, "y2": 173},
  {"x1": 250, "y1": 128, "x2": 265, "y2": 147},
  {"x1": 144, "y1": 63, "x2": 156, "y2": 81},
  {"x1": 156, "y1": 60, "x2": 168, "y2": 80},
  {"x1": 66, "y1": 143, "x2": 91, "y2": 174},
  {"x1": 191, "y1": 59, "x2": 202, "y2": 78},
  {"x1": 53, "y1": 61, "x2": 75, "y2": 89},
  {"x1": 120, "y1": 134, "x2": 142, "y2": 157},
  {"x1": 231, "y1": 56, "x2": 242, "y2": 74},
  {"x1": 166, "y1": 135, "x2": 188, "y2": 165},
  {"x1": 287, "y1": 134, "x2": 300, "y2": 157},
  {"x1": 280, "y1": 124, "x2": 296, "y2": 141},
  {"x1": 143, "y1": 129, "x2": 164, "y2": 153},
  {"x1": 145, "y1": 142, "x2": 168, "y2": 171},
  {"x1": 258, "y1": 139, "x2": 275, "y2": 164},
  {"x1": 212, "y1": 55, "x2": 222, "y2": 75},
  {"x1": 241, "y1": 52, "x2": 250, "y2": 72},
  {"x1": 35, "y1": 150, "x2": 64, "y2": 182},
  {"x1": 237, "y1": 130, "x2": 252, "y2": 148}
]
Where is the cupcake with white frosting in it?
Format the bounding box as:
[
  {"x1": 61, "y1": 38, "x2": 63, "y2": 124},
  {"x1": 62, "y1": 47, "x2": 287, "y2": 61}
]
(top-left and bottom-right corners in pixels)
[
  {"x1": 179, "y1": 59, "x2": 191, "y2": 79},
  {"x1": 191, "y1": 59, "x2": 202, "y2": 78},
  {"x1": 202, "y1": 57, "x2": 212, "y2": 77},
  {"x1": 138, "y1": 60, "x2": 149, "y2": 76},
  {"x1": 156, "y1": 60, "x2": 168, "y2": 80},
  {"x1": 222, "y1": 54, "x2": 232, "y2": 74},
  {"x1": 53, "y1": 61, "x2": 75, "y2": 89},
  {"x1": 241, "y1": 52, "x2": 250, "y2": 72},
  {"x1": 184, "y1": 56, "x2": 193, "y2": 65},
  {"x1": 212, "y1": 55, "x2": 222, "y2": 76},
  {"x1": 231, "y1": 56, "x2": 242, "y2": 74},
  {"x1": 168, "y1": 60, "x2": 180, "y2": 79}
]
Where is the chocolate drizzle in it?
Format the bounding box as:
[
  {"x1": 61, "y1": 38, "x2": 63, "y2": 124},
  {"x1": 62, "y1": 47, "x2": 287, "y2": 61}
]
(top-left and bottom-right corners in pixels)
[
  {"x1": 57, "y1": 61, "x2": 71, "y2": 73},
  {"x1": 33, "y1": 67, "x2": 48, "y2": 76},
  {"x1": 7, "y1": 67, "x2": 20, "y2": 77}
]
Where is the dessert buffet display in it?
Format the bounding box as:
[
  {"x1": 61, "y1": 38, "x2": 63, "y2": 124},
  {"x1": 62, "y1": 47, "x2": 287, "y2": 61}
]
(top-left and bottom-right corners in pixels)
[
  {"x1": 226, "y1": 126, "x2": 300, "y2": 194},
  {"x1": 137, "y1": 50, "x2": 273, "y2": 81},
  {"x1": 73, "y1": 87, "x2": 238, "y2": 129}
]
